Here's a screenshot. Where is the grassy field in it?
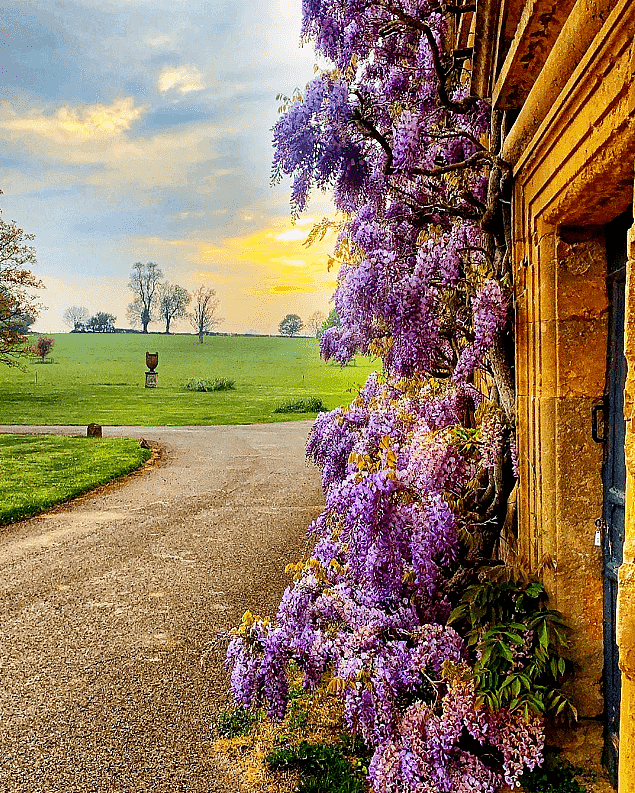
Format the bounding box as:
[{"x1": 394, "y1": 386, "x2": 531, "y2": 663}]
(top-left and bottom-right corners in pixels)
[
  {"x1": 0, "y1": 333, "x2": 378, "y2": 426},
  {"x1": 0, "y1": 434, "x2": 151, "y2": 525}
]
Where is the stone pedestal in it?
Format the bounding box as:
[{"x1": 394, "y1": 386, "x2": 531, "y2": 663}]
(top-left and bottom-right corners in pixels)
[{"x1": 145, "y1": 371, "x2": 157, "y2": 388}]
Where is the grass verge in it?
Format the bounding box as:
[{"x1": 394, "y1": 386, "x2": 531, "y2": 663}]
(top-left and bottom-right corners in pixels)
[{"x1": 0, "y1": 434, "x2": 152, "y2": 525}]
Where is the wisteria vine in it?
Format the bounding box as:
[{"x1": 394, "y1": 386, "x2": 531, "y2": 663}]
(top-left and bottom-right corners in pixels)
[{"x1": 225, "y1": 2, "x2": 567, "y2": 791}]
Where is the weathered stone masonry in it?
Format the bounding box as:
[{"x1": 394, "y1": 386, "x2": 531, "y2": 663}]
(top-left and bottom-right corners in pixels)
[{"x1": 472, "y1": 1, "x2": 635, "y2": 789}]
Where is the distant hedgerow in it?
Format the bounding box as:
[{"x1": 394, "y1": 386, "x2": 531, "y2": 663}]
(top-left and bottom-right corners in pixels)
[
  {"x1": 274, "y1": 396, "x2": 326, "y2": 413},
  {"x1": 185, "y1": 377, "x2": 235, "y2": 392}
]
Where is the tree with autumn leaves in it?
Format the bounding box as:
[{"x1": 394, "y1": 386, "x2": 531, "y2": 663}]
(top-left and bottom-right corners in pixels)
[{"x1": 0, "y1": 213, "x2": 42, "y2": 366}]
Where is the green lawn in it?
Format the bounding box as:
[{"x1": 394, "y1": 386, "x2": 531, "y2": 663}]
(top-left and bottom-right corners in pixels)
[
  {"x1": 0, "y1": 434, "x2": 151, "y2": 525},
  {"x1": 0, "y1": 334, "x2": 378, "y2": 426}
]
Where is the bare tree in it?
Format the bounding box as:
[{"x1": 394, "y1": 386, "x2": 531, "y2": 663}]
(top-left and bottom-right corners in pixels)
[
  {"x1": 62, "y1": 305, "x2": 89, "y2": 331},
  {"x1": 158, "y1": 283, "x2": 190, "y2": 334},
  {"x1": 0, "y1": 214, "x2": 43, "y2": 366},
  {"x1": 188, "y1": 286, "x2": 221, "y2": 343},
  {"x1": 126, "y1": 262, "x2": 163, "y2": 333},
  {"x1": 307, "y1": 310, "x2": 326, "y2": 338}
]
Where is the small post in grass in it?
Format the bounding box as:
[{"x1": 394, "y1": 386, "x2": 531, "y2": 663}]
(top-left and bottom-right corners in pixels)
[{"x1": 145, "y1": 352, "x2": 158, "y2": 388}]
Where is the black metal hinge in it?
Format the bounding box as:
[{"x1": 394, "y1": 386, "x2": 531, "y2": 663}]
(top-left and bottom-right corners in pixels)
[{"x1": 592, "y1": 397, "x2": 608, "y2": 443}]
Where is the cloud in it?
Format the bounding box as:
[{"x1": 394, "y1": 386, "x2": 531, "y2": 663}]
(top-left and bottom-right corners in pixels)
[
  {"x1": 147, "y1": 35, "x2": 172, "y2": 47},
  {"x1": 275, "y1": 229, "x2": 307, "y2": 242},
  {"x1": 1, "y1": 0, "x2": 333, "y2": 335},
  {"x1": 270, "y1": 284, "x2": 317, "y2": 293},
  {"x1": 0, "y1": 97, "x2": 145, "y2": 143},
  {"x1": 157, "y1": 65, "x2": 206, "y2": 94},
  {"x1": 134, "y1": 214, "x2": 338, "y2": 295},
  {"x1": 0, "y1": 99, "x2": 235, "y2": 198}
]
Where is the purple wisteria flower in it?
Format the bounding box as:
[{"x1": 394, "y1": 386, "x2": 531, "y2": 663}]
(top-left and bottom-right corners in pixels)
[{"x1": 225, "y1": 1, "x2": 528, "y2": 791}]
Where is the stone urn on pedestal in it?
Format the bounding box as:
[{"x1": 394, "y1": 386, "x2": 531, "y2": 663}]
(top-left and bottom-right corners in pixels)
[{"x1": 145, "y1": 352, "x2": 158, "y2": 388}]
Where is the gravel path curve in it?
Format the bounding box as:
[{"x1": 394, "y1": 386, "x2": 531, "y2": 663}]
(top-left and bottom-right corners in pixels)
[{"x1": 0, "y1": 423, "x2": 323, "y2": 793}]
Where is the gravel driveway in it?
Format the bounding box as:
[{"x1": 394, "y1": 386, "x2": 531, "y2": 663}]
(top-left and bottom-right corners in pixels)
[{"x1": 0, "y1": 422, "x2": 323, "y2": 792}]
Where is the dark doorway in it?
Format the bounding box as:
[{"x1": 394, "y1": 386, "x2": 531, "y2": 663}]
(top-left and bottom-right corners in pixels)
[{"x1": 602, "y1": 211, "x2": 630, "y2": 784}]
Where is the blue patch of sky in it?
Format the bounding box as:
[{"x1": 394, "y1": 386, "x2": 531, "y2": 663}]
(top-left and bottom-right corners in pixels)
[
  {"x1": 21, "y1": 187, "x2": 83, "y2": 201},
  {"x1": 135, "y1": 106, "x2": 219, "y2": 134},
  {"x1": 123, "y1": 80, "x2": 153, "y2": 100},
  {"x1": 0, "y1": 157, "x2": 41, "y2": 174},
  {"x1": 146, "y1": 50, "x2": 183, "y2": 68},
  {"x1": 1, "y1": 3, "x2": 125, "y2": 103},
  {"x1": 72, "y1": 209, "x2": 154, "y2": 240}
]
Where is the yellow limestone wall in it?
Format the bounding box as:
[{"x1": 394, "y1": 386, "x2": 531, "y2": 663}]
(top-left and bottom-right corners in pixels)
[
  {"x1": 501, "y1": 0, "x2": 635, "y2": 785},
  {"x1": 515, "y1": 220, "x2": 607, "y2": 716}
]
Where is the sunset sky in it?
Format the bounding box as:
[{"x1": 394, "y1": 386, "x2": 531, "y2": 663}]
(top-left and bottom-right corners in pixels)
[{"x1": 0, "y1": 0, "x2": 338, "y2": 334}]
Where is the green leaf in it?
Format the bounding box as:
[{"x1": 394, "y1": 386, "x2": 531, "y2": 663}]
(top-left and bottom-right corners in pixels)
[
  {"x1": 447, "y1": 605, "x2": 464, "y2": 624},
  {"x1": 498, "y1": 641, "x2": 514, "y2": 662},
  {"x1": 539, "y1": 620, "x2": 549, "y2": 649},
  {"x1": 508, "y1": 622, "x2": 528, "y2": 632},
  {"x1": 528, "y1": 694, "x2": 546, "y2": 713}
]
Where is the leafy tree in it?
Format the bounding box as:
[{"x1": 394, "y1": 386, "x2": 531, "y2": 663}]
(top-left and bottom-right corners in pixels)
[
  {"x1": 34, "y1": 336, "x2": 54, "y2": 362},
  {"x1": 279, "y1": 313, "x2": 303, "y2": 337},
  {"x1": 62, "y1": 306, "x2": 89, "y2": 332},
  {"x1": 158, "y1": 283, "x2": 190, "y2": 334},
  {"x1": 188, "y1": 286, "x2": 221, "y2": 343},
  {"x1": 319, "y1": 308, "x2": 341, "y2": 338},
  {"x1": 307, "y1": 310, "x2": 326, "y2": 338},
  {"x1": 126, "y1": 262, "x2": 163, "y2": 333},
  {"x1": 7, "y1": 309, "x2": 37, "y2": 335},
  {"x1": 87, "y1": 312, "x2": 116, "y2": 333},
  {"x1": 0, "y1": 214, "x2": 43, "y2": 366}
]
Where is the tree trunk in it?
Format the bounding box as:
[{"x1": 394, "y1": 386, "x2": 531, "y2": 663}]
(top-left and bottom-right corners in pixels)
[{"x1": 489, "y1": 332, "x2": 516, "y2": 424}]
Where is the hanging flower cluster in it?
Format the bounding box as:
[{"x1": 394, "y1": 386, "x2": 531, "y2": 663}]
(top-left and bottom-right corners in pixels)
[
  {"x1": 226, "y1": 1, "x2": 550, "y2": 791},
  {"x1": 226, "y1": 378, "x2": 538, "y2": 792}
]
